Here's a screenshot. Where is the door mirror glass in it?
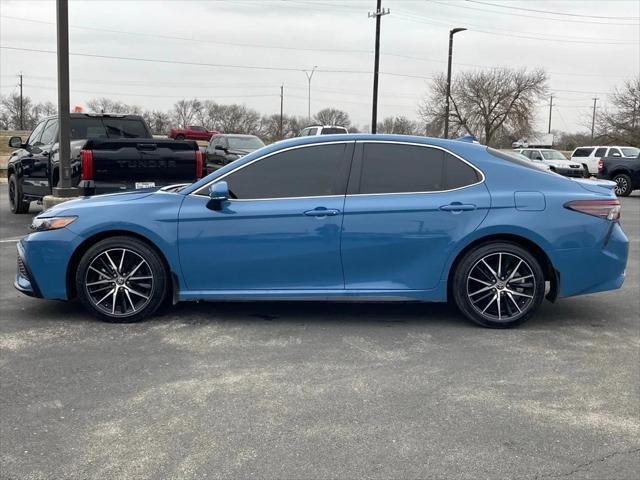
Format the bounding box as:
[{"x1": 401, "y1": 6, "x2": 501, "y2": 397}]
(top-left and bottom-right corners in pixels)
[
  {"x1": 612, "y1": 152, "x2": 621, "y2": 157},
  {"x1": 8, "y1": 136, "x2": 22, "y2": 148}
]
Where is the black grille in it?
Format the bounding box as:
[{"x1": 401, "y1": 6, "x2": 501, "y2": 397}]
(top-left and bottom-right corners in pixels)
[{"x1": 17, "y1": 255, "x2": 29, "y2": 280}]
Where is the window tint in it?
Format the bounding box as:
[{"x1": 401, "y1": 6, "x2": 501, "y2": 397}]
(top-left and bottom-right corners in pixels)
[
  {"x1": 530, "y1": 151, "x2": 543, "y2": 160},
  {"x1": 40, "y1": 119, "x2": 58, "y2": 145},
  {"x1": 70, "y1": 117, "x2": 149, "y2": 139},
  {"x1": 621, "y1": 147, "x2": 639, "y2": 157},
  {"x1": 321, "y1": 127, "x2": 348, "y2": 135},
  {"x1": 27, "y1": 120, "x2": 47, "y2": 146},
  {"x1": 594, "y1": 147, "x2": 607, "y2": 157},
  {"x1": 573, "y1": 148, "x2": 594, "y2": 157},
  {"x1": 221, "y1": 143, "x2": 349, "y2": 199},
  {"x1": 610, "y1": 148, "x2": 622, "y2": 157},
  {"x1": 357, "y1": 144, "x2": 478, "y2": 194},
  {"x1": 519, "y1": 150, "x2": 532, "y2": 158},
  {"x1": 308, "y1": 128, "x2": 319, "y2": 136}
]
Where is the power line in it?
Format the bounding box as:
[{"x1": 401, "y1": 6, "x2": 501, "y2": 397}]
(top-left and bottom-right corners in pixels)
[{"x1": 466, "y1": 0, "x2": 640, "y2": 20}]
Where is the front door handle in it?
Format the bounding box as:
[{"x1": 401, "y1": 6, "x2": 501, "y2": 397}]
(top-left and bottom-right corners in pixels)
[
  {"x1": 304, "y1": 207, "x2": 341, "y2": 217},
  {"x1": 440, "y1": 203, "x2": 476, "y2": 212}
]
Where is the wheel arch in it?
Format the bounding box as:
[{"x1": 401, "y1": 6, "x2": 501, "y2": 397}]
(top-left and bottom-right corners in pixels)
[
  {"x1": 66, "y1": 229, "x2": 178, "y2": 302},
  {"x1": 446, "y1": 233, "x2": 558, "y2": 303}
]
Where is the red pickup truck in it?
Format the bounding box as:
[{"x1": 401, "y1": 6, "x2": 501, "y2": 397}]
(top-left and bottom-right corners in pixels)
[{"x1": 168, "y1": 125, "x2": 218, "y2": 141}]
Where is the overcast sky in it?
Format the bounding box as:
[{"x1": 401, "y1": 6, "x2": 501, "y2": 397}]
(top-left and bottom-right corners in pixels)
[{"x1": 1, "y1": 0, "x2": 639, "y2": 132}]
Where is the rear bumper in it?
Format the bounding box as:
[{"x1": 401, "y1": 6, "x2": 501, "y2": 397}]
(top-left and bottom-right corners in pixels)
[{"x1": 555, "y1": 222, "x2": 629, "y2": 298}]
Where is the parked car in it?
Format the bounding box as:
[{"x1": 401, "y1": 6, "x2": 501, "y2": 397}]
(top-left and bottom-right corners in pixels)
[
  {"x1": 204, "y1": 134, "x2": 265, "y2": 172},
  {"x1": 168, "y1": 125, "x2": 218, "y2": 141},
  {"x1": 515, "y1": 148, "x2": 586, "y2": 177},
  {"x1": 597, "y1": 152, "x2": 640, "y2": 197},
  {"x1": 499, "y1": 149, "x2": 551, "y2": 172},
  {"x1": 15, "y1": 134, "x2": 628, "y2": 329},
  {"x1": 571, "y1": 146, "x2": 640, "y2": 175},
  {"x1": 7, "y1": 113, "x2": 203, "y2": 214},
  {"x1": 299, "y1": 125, "x2": 349, "y2": 136}
]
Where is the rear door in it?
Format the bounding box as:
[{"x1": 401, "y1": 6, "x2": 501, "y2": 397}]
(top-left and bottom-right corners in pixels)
[{"x1": 341, "y1": 141, "x2": 490, "y2": 291}]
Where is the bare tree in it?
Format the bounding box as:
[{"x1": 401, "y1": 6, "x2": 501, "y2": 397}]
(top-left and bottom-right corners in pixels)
[
  {"x1": 313, "y1": 108, "x2": 351, "y2": 127},
  {"x1": 0, "y1": 93, "x2": 36, "y2": 130},
  {"x1": 377, "y1": 116, "x2": 418, "y2": 135},
  {"x1": 419, "y1": 68, "x2": 547, "y2": 146},
  {"x1": 172, "y1": 99, "x2": 203, "y2": 127},
  {"x1": 594, "y1": 76, "x2": 640, "y2": 146},
  {"x1": 143, "y1": 110, "x2": 172, "y2": 135}
]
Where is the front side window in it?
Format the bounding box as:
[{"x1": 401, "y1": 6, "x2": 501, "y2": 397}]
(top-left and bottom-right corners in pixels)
[
  {"x1": 530, "y1": 151, "x2": 544, "y2": 160},
  {"x1": 218, "y1": 143, "x2": 350, "y2": 199},
  {"x1": 227, "y1": 136, "x2": 265, "y2": 150},
  {"x1": 610, "y1": 148, "x2": 622, "y2": 157},
  {"x1": 541, "y1": 150, "x2": 567, "y2": 160},
  {"x1": 357, "y1": 143, "x2": 479, "y2": 195},
  {"x1": 27, "y1": 120, "x2": 47, "y2": 146},
  {"x1": 39, "y1": 119, "x2": 58, "y2": 145}
]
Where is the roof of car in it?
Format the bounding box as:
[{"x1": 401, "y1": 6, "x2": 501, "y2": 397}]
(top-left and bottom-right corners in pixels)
[
  {"x1": 43, "y1": 113, "x2": 144, "y2": 121},
  {"x1": 304, "y1": 125, "x2": 349, "y2": 128}
]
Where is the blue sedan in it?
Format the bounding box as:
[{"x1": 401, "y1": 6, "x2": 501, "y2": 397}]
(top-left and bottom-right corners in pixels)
[{"x1": 15, "y1": 135, "x2": 628, "y2": 328}]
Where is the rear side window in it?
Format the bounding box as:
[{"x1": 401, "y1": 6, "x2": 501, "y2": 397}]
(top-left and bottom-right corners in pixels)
[
  {"x1": 220, "y1": 143, "x2": 350, "y2": 199},
  {"x1": 573, "y1": 147, "x2": 594, "y2": 157},
  {"x1": 594, "y1": 147, "x2": 607, "y2": 157},
  {"x1": 356, "y1": 143, "x2": 479, "y2": 194},
  {"x1": 321, "y1": 127, "x2": 348, "y2": 135}
]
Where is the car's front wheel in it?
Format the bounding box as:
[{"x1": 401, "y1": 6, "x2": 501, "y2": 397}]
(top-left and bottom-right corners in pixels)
[
  {"x1": 452, "y1": 242, "x2": 545, "y2": 328},
  {"x1": 613, "y1": 173, "x2": 632, "y2": 197},
  {"x1": 8, "y1": 174, "x2": 29, "y2": 214},
  {"x1": 75, "y1": 236, "x2": 168, "y2": 322}
]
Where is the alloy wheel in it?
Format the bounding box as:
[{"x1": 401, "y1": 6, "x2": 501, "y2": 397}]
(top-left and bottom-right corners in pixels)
[
  {"x1": 466, "y1": 252, "x2": 536, "y2": 322},
  {"x1": 84, "y1": 248, "x2": 154, "y2": 317},
  {"x1": 614, "y1": 176, "x2": 629, "y2": 196}
]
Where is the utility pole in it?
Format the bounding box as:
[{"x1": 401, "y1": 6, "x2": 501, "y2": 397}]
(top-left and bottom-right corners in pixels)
[
  {"x1": 444, "y1": 27, "x2": 466, "y2": 139},
  {"x1": 591, "y1": 97, "x2": 598, "y2": 140},
  {"x1": 369, "y1": 0, "x2": 389, "y2": 134},
  {"x1": 632, "y1": 97, "x2": 638, "y2": 129},
  {"x1": 303, "y1": 66, "x2": 317, "y2": 124},
  {"x1": 18, "y1": 73, "x2": 23, "y2": 130},
  {"x1": 53, "y1": 0, "x2": 75, "y2": 196},
  {"x1": 547, "y1": 95, "x2": 553, "y2": 134},
  {"x1": 279, "y1": 84, "x2": 284, "y2": 140}
]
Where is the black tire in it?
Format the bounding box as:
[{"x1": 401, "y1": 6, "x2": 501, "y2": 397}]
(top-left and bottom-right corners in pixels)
[
  {"x1": 75, "y1": 236, "x2": 168, "y2": 323},
  {"x1": 612, "y1": 173, "x2": 632, "y2": 197},
  {"x1": 582, "y1": 164, "x2": 590, "y2": 178},
  {"x1": 8, "y1": 174, "x2": 29, "y2": 214},
  {"x1": 452, "y1": 242, "x2": 545, "y2": 328},
  {"x1": 175, "y1": 134, "x2": 185, "y2": 141}
]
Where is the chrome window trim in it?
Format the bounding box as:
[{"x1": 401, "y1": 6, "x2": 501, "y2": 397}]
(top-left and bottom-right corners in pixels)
[
  {"x1": 191, "y1": 141, "x2": 353, "y2": 198},
  {"x1": 191, "y1": 139, "x2": 486, "y2": 201},
  {"x1": 348, "y1": 140, "x2": 486, "y2": 197}
]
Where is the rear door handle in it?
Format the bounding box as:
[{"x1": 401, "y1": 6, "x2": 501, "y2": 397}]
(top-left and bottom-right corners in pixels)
[
  {"x1": 440, "y1": 203, "x2": 477, "y2": 212},
  {"x1": 304, "y1": 208, "x2": 341, "y2": 217}
]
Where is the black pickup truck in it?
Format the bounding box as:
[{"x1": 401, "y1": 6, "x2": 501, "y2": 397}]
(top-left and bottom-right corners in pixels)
[
  {"x1": 7, "y1": 113, "x2": 203, "y2": 213},
  {"x1": 597, "y1": 153, "x2": 640, "y2": 197}
]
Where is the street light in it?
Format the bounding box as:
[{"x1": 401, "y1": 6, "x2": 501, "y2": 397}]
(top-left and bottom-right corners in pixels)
[
  {"x1": 444, "y1": 27, "x2": 466, "y2": 139},
  {"x1": 303, "y1": 66, "x2": 317, "y2": 124}
]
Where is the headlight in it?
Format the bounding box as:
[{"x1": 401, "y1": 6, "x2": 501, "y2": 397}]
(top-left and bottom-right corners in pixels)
[{"x1": 30, "y1": 216, "x2": 77, "y2": 232}]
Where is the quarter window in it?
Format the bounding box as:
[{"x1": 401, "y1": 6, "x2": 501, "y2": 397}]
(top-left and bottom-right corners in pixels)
[
  {"x1": 357, "y1": 143, "x2": 479, "y2": 194},
  {"x1": 219, "y1": 143, "x2": 350, "y2": 199},
  {"x1": 573, "y1": 148, "x2": 594, "y2": 157}
]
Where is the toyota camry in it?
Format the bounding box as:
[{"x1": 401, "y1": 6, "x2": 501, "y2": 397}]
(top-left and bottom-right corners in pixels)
[{"x1": 15, "y1": 134, "x2": 628, "y2": 328}]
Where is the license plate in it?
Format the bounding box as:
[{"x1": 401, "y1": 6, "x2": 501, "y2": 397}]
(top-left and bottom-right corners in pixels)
[{"x1": 135, "y1": 182, "x2": 155, "y2": 189}]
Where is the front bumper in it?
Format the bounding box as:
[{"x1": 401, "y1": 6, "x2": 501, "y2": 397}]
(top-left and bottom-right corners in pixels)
[
  {"x1": 555, "y1": 168, "x2": 585, "y2": 178},
  {"x1": 14, "y1": 228, "x2": 83, "y2": 300}
]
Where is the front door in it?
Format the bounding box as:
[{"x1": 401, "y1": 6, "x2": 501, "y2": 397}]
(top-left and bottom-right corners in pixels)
[
  {"x1": 341, "y1": 142, "x2": 491, "y2": 291},
  {"x1": 178, "y1": 142, "x2": 354, "y2": 292}
]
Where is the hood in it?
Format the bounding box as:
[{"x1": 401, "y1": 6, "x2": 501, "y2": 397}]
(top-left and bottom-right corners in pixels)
[
  {"x1": 228, "y1": 148, "x2": 256, "y2": 156},
  {"x1": 40, "y1": 190, "x2": 157, "y2": 217},
  {"x1": 571, "y1": 178, "x2": 617, "y2": 195}
]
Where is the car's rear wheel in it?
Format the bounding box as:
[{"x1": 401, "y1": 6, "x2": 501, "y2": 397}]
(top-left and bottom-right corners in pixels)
[
  {"x1": 581, "y1": 164, "x2": 590, "y2": 178},
  {"x1": 452, "y1": 242, "x2": 545, "y2": 328},
  {"x1": 75, "y1": 236, "x2": 167, "y2": 322},
  {"x1": 613, "y1": 173, "x2": 632, "y2": 197},
  {"x1": 175, "y1": 134, "x2": 185, "y2": 141},
  {"x1": 8, "y1": 174, "x2": 30, "y2": 214}
]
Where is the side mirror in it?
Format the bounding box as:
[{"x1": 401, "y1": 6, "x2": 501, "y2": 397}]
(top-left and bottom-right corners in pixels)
[
  {"x1": 612, "y1": 152, "x2": 621, "y2": 157},
  {"x1": 8, "y1": 136, "x2": 22, "y2": 148},
  {"x1": 207, "y1": 181, "x2": 229, "y2": 210},
  {"x1": 214, "y1": 144, "x2": 226, "y2": 151}
]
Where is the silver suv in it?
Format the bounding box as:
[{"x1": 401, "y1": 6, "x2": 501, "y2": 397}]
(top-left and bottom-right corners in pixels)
[{"x1": 516, "y1": 148, "x2": 586, "y2": 178}]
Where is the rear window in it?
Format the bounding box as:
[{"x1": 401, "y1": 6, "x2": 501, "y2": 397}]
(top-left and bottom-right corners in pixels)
[
  {"x1": 572, "y1": 147, "x2": 594, "y2": 157},
  {"x1": 70, "y1": 117, "x2": 149, "y2": 140},
  {"x1": 321, "y1": 127, "x2": 348, "y2": 135}
]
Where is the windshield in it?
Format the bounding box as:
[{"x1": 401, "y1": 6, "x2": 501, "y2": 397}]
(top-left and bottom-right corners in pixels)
[
  {"x1": 228, "y1": 136, "x2": 265, "y2": 150},
  {"x1": 542, "y1": 150, "x2": 567, "y2": 160},
  {"x1": 621, "y1": 147, "x2": 639, "y2": 157}
]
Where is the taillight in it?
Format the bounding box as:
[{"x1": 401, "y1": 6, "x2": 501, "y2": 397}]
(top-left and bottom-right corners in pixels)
[
  {"x1": 565, "y1": 199, "x2": 621, "y2": 221},
  {"x1": 80, "y1": 149, "x2": 93, "y2": 180},
  {"x1": 195, "y1": 149, "x2": 203, "y2": 179},
  {"x1": 597, "y1": 159, "x2": 604, "y2": 172}
]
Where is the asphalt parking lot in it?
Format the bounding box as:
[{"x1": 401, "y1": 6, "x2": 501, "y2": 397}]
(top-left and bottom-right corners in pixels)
[{"x1": 0, "y1": 185, "x2": 638, "y2": 480}]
